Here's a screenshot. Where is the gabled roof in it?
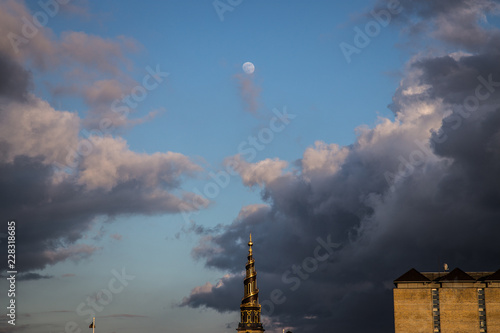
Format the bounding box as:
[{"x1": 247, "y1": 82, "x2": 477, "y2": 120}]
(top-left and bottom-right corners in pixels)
[
  {"x1": 394, "y1": 268, "x2": 431, "y2": 283},
  {"x1": 440, "y1": 267, "x2": 475, "y2": 282},
  {"x1": 485, "y1": 269, "x2": 500, "y2": 281}
]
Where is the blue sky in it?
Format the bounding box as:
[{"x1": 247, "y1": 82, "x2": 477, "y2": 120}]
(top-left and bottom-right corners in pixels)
[{"x1": 2, "y1": 1, "x2": 500, "y2": 333}]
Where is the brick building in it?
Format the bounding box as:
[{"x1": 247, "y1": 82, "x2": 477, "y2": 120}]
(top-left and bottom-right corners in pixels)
[{"x1": 393, "y1": 267, "x2": 500, "y2": 333}]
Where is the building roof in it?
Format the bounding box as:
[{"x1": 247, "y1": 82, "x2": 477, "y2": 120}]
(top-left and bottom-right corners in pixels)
[
  {"x1": 485, "y1": 269, "x2": 500, "y2": 281},
  {"x1": 439, "y1": 267, "x2": 475, "y2": 282},
  {"x1": 395, "y1": 268, "x2": 497, "y2": 286},
  {"x1": 394, "y1": 268, "x2": 430, "y2": 283}
]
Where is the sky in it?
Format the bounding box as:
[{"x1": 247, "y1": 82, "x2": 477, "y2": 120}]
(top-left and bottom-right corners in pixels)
[{"x1": 1, "y1": 0, "x2": 500, "y2": 332}]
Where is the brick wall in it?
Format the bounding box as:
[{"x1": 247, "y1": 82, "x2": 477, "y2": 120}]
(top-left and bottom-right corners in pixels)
[
  {"x1": 394, "y1": 288, "x2": 432, "y2": 333},
  {"x1": 486, "y1": 288, "x2": 500, "y2": 333},
  {"x1": 440, "y1": 288, "x2": 478, "y2": 333}
]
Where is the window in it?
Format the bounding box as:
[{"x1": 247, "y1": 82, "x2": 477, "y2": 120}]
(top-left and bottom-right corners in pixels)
[
  {"x1": 478, "y1": 288, "x2": 487, "y2": 332},
  {"x1": 432, "y1": 289, "x2": 441, "y2": 333}
]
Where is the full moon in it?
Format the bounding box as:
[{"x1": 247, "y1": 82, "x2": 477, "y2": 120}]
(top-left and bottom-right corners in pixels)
[{"x1": 242, "y1": 62, "x2": 255, "y2": 74}]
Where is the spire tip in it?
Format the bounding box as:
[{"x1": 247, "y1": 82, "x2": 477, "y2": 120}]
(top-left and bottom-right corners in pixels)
[{"x1": 248, "y1": 233, "x2": 253, "y2": 252}]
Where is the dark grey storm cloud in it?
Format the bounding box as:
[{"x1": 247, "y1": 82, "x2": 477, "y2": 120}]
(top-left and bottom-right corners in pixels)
[
  {"x1": 16, "y1": 272, "x2": 53, "y2": 281},
  {"x1": 0, "y1": 52, "x2": 32, "y2": 101},
  {"x1": 182, "y1": 1, "x2": 500, "y2": 332},
  {"x1": 0, "y1": 154, "x2": 200, "y2": 273},
  {"x1": 375, "y1": 0, "x2": 500, "y2": 52}
]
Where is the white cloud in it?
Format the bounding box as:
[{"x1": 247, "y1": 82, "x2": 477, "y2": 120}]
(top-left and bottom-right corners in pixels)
[
  {"x1": 225, "y1": 155, "x2": 288, "y2": 187},
  {"x1": 302, "y1": 141, "x2": 349, "y2": 180},
  {"x1": 77, "y1": 136, "x2": 201, "y2": 191},
  {"x1": 0, "y1": 95, "x2": 79, "y2": 164}
]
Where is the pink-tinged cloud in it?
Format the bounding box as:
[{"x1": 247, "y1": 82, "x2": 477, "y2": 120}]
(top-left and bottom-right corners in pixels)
[
  {"x1": 42, "y1": 244, "x2": 99, "y2": 265},
  {"x1": 59, "y1": 0, "x2": 91, "y2": 19},
  {"x1": 110, "y1": 233, "x2": 123, "y2": 241},
  {"x1": 193, "y1": 281, "x2": 214, "y2": 294},
  {"x1": 0, "y1": 0, "x2": 57, "y2": 69},
  {"x1": 0, "y1": 1, "x2": 140, "y2": 91},
  {"x1": 77, "y1": 136, "x2": 202, "y2": 191},
  {"x1": 48, "y1": 310, "x2": 73, "y2": 313},
  {"x1": 0, "y1": 0, "x2": 210, "y2": 275},
  {"x1": 180, "y1": 273, "x2": 240, "y2": 307},
  {"x1": 0, "y1": 96, "x2": 80, "y2": 165},
  {"x1": 236, "y1": 204, "x2": 270, "y2": 221},
  {"x1": 301, "y1": 141, "x2": 350, "y2": 187},
  {"x1": 101, "y1": 314, "x2": 149, "y2": 318},
  {"x1": 0, "y1": 1, "x2": 162, "y2": 137},
  {"x1": 224, "y1": 155, "x2": 288, "y2": 187},
  {"x1": 84, "y1": 79, "x2": 126, "y2": 106},
  {"x1": 235, "y1": 73, "x2": 261, "y2": 115},
  {"x1": 61, "y1": 273, "x2": 76, "y2": 278},
  {"x1": 191, "y1": 235, "x2": 225, "y2": 261},
  {"x1": 59, "y1": 31, "x2": 139, "y2": 76}
]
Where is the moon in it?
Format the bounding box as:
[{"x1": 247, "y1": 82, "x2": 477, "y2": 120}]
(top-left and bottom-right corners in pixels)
[{"x1": 242, "y1": 62, "x2": 255, "y2": 74}]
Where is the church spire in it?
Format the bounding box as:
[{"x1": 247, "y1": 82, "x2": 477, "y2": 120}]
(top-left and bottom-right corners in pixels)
[{"x1": 237, "y1": 234, "x2": 265, "y2": 333}]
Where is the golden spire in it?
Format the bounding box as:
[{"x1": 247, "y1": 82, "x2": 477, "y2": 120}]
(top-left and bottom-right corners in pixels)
[
  {"x1": 237, "y1": 233, "x2": 264, "y2": 333},
  {"x1": 248, "y1": 233, "x2": 253, "y2": 256}
]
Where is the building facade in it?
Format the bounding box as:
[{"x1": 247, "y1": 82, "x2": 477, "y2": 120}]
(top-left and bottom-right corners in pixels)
[
  {"x1": 237, "y1": 234, "x2": 265, "y2": 333},
  {"x1": 394, "y1": 267, "x2": 500, "y2": 333}
]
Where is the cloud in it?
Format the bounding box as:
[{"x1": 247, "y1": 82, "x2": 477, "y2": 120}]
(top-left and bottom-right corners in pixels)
[
  {"x1": 180, "y1": 274, "x2": 242, "y2": 312},
  {"x1": 0, "y1": 1, "x2": 207, "y2": 274},
  {"x1": 375, "y1": 0, "x2": 500, "y2": 52},
  {"x1": 101, "y1": 314, "x2": 149, "y2": 318},
  {"x1": 48, "y1": 310, "x2": 72, "y2": 313},
  {"x1": 0, "y1": 0, "x2": 57, "y2": 69},
  {"x1": 224, "y1": 155, "x2": 288, "y2": 187},
  {"x1": 235, "y1": 204, "x2": 270, "y2": 221},
  {"x1": 58, "y1": 0, "x2": 91, "y2": 19},
  {"x1": 110, "y1": 233, "x2": 123, "y2": 241},
  {"x1": 42, "y1": 244, "x2": 99, "y2": 264},
  {"x1": 235, "y1": 73, "x2": 261, "y2": 115},
  {"x1": 79, "y1": 78, "x2": 163, "y2": 131},
  {"x1": 0, "y1": 0, "x2": 138, "y2": 74},
  {"x1": 0, "y1": 1, "x2": 147, "y2": 133},
  {"x1": 0, "y1": 52, "x2": 32, "y2": 101},
  {"x1": 61, "y1": 273, "x2": 76, "y2": 278},
  {"x1": 59, "y1": 31, "x2": 138, "y2": 76},
  {"x1": 0, "y1": 95, "x2": 80, "y2": 165},
  {"x1": 189, "y1": 204, "x2": 271, "y2": 270},
  {"x1": 183, "y1": 2, "x2": 500, "y2": 332},
  {"x1": 301, "y1": 141, "x2": 350, "y2": 185},
  {"x1": 16, "y1": 273, "x2": 53, "y2": 281},
  {"x1": 0, "y1": 148, "x2": 207, "y2": 272},
  {"x1": 83, "y1": 79, "x2": 125, "y2": 106},
  {"x1": 176, "y1": 220, "x2": 225, "y2": 238},
  {"x1": 76, "y1": 136, "x2": 201, "y2": 191}
]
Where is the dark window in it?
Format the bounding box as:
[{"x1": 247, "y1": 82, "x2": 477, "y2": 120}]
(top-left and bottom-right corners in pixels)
[
  {"x1": 432, "y1": 289, "x2": 441, "y2": 333},
  {"x1": 478, "y1": 288, "x2": 487, "y2": 332}
]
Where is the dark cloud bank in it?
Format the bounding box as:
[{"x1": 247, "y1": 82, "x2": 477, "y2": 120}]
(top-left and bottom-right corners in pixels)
[{"x1": 182, "y1": 1, "x2": 500, "y2": 332}]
